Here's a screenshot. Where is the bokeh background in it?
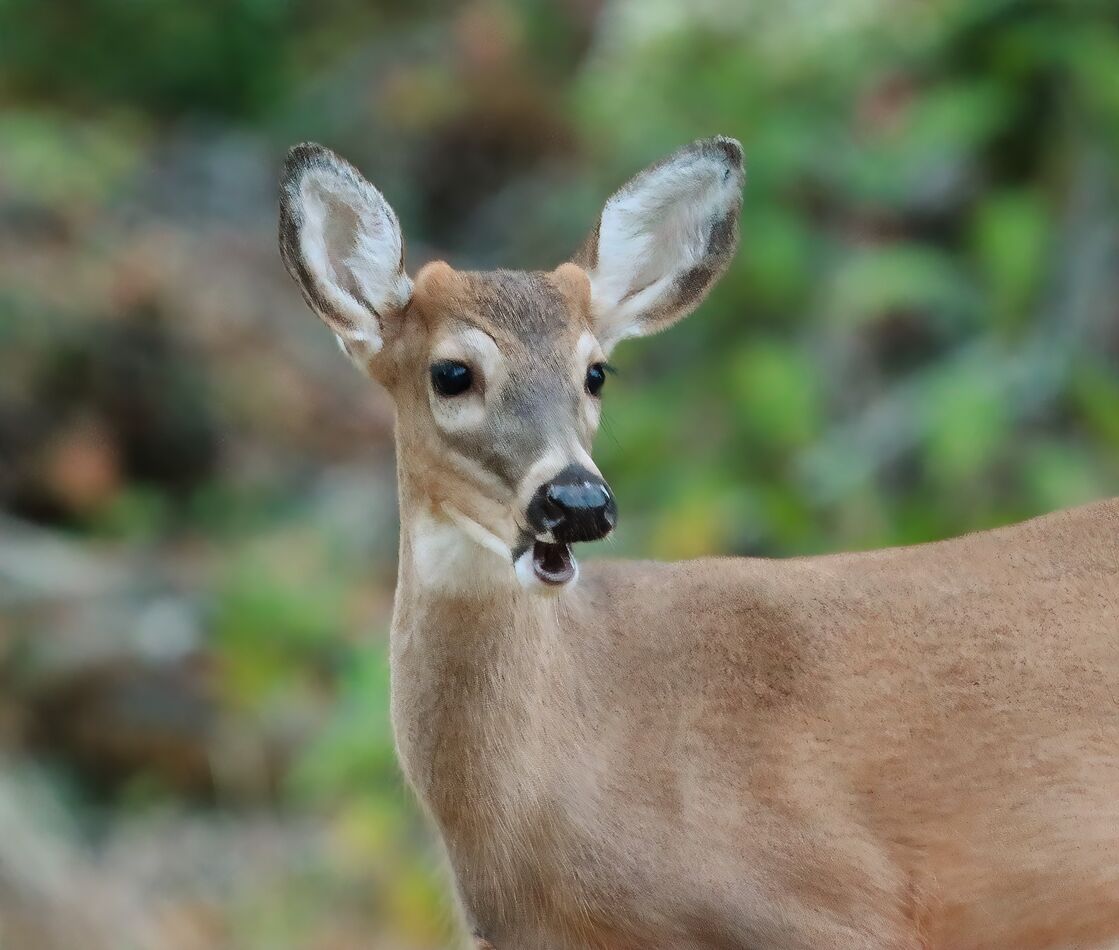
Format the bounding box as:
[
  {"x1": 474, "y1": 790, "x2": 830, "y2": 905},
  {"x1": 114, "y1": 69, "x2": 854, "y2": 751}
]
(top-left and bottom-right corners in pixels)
[{"x1": 1, "y1": 0, "x2": 1117, "y2": 946}]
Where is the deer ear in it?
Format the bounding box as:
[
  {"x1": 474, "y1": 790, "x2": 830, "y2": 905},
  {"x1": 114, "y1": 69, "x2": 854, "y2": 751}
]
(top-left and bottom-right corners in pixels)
[
  {"x1": 574, "y1": 136, "x2": 744, "y2": 352},
  {"x1": 279, "y1": 143, "x2": 412, "y2": 367}
]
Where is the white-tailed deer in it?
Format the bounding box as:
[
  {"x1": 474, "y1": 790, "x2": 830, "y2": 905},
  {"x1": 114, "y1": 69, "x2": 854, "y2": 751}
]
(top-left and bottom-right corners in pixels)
[{"x1": 278, "y1": 137, "x2": 1119, "y2": 950}]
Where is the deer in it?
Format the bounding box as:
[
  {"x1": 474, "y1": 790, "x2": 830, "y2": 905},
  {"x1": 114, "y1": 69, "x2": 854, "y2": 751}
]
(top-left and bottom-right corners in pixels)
[{"x1": 277, "y1": 136, "x2": 1119, "y2": 950}]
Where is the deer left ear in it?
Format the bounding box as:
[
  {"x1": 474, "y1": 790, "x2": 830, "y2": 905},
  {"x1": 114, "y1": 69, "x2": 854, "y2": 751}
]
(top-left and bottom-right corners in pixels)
[
  {"x1": 279, "y1": 143, "x2": 412, "y2": 368},
  {"x1": 574, "y1": 136, "x2": 744, "y2": 352}
]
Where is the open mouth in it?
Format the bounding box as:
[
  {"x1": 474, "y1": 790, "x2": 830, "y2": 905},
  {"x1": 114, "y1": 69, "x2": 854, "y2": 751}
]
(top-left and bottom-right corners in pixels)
[{"x1": 532, "y1": 540, "x2": 576, "y2": 585}]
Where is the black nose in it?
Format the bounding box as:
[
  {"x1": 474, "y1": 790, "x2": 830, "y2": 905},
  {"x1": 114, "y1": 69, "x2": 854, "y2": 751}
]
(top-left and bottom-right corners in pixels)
[{"x1": 526, "y1": 464, "x2": 617, "y2": 543}]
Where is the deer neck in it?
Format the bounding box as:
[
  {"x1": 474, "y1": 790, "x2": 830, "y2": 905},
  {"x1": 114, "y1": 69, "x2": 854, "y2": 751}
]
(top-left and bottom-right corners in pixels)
[{"x1": 389, "y1": 466, "x2": 571, "y2": 839}]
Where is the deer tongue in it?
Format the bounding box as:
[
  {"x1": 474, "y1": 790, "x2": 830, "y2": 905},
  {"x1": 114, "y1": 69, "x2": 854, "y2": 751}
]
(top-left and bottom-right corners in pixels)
[{"x1": 532, "y1": 541, "x2": 576, "y2": 585}]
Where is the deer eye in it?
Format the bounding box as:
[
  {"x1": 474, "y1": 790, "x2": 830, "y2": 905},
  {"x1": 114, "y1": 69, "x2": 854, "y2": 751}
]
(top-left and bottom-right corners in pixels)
[
  {"x1": 585, "y1": 362, "x2": 607, "y2": 397},
  {"x1": 430, "y1": 360, "x2": 473, "y2": 397}
]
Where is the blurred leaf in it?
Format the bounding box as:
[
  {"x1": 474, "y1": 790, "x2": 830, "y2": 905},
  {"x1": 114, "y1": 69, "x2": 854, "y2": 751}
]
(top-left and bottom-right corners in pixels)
[
  {"x1": 1069, "y1": 359, "x2": 1119, "y2": 451},
  {"x1": 647, "y1": 488, "x2": 730, "y2": 559},
  {"x1": 730, "y1": 341, "x2": 822, "y2": 453},
  {"x1": 214, "y1": 551, "x2": 347, "y2": 711},
  {"x1": 971, "y1": 189, "x2": 1048, "y2": 334},
  {"x1": 924, "y1": 366, "x2": 1009, "y2": 485},
  {"x1": 740, "y1": 207, "x2": 815, "y2": 312},
  {"x1": 1059, "y1": 26, "x2": 1119, "y2": 135},
  {"x1": 843, "y1": 81, "x2": 1010, "y2": 207},
  {"x1": 0, "y1": 0, "x2": 300, "y2": 118},
  {"x1": 1022, "y1": 439, "x2": 1108, "y2": 511},
  {"x1": 290, "y1": 645, "x2": 397, "y2": 800},
  {"x1": 0, "y1": 112, "x2": 140, "y2": 207},
  {"x1": 830, "y1": 244, "x2": 975, "y2": 330}
]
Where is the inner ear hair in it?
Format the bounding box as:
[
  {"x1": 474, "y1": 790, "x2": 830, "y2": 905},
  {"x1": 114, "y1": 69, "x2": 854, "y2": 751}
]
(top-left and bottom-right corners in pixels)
[
  {"x1": 278, "y1": 142, "x2": 412, "y2": 366},
  {"x1": 576, "y1": 135, "x2": 744, "y2": 350}
]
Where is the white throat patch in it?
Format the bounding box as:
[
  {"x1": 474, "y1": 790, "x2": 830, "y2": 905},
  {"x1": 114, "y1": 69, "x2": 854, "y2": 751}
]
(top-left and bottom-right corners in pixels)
[{"x1": 409, "y1": 509, "x2": 513, "y2": 594}]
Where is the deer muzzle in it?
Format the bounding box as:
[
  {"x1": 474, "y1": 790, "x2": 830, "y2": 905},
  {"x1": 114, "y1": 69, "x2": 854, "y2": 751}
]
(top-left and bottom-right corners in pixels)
[
  {"x1": 521, "y1": 464, "x2": 617, "y2": 588},
  {"x1": 527, "y1": 464, "x2": 617, "y2": 544}
]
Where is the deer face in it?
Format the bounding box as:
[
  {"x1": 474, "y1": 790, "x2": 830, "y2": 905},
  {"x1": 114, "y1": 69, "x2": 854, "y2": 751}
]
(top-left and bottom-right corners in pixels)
[
  {"x1": 279, "y1": 138, "x2": 743, "y2": 593},
  {"x1": 379, "y1": 260, "x2": 615, "y2": 590}
]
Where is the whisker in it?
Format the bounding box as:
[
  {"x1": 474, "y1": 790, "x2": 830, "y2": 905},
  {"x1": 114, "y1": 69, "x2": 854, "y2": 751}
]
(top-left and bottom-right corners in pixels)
[{"x1": 599, "y1": 411, "x2": 622, "y2": 449}]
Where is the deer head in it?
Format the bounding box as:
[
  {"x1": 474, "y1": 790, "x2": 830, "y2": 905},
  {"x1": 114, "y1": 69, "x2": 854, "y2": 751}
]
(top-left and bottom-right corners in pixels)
[{"x1": 278, "y1": 137, "x2": 743, "y2": 594}]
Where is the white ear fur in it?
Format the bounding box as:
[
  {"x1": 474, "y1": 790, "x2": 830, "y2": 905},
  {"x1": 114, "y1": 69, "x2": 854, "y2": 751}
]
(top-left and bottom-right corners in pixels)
[
  {"x1": 279, "y1": 143, "x2": 412, "y2": 366},
  {"x1": 577, "y1": 136, "x2": 744, "y2": 351}
]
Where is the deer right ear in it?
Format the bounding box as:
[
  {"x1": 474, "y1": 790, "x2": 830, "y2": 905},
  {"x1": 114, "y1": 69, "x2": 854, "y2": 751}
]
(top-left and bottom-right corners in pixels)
[
  {"x1": 574, "y1": 136, "x2": 744, "y2": 353},
  {"x1": 278, "y1": 143, "x2": 412, "y2": 367}
]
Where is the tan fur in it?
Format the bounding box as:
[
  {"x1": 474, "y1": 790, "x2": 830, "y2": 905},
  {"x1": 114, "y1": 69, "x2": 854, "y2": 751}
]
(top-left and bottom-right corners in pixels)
[
  {"x1": 550, "y1": 262, "x2": 593, "y2": 316},
  {"x1": 276, "y1": 141, "x2": 1119, "y2": 950},
  {"x1": 393, "y1": 490, "x2": 1119, "y2": 950},
  {"x1": 381, "y1": 268, "x2": 1119, "y2": 949}
]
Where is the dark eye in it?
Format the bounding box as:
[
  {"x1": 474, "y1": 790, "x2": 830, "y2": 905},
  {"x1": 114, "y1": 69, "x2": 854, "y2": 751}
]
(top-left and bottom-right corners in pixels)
[
  {"x1": 430, "y1": 360, "x2": 473, "y2": 397},
  {"x1": 585, "y1": 362, "x2": 607, "y2": 397}
]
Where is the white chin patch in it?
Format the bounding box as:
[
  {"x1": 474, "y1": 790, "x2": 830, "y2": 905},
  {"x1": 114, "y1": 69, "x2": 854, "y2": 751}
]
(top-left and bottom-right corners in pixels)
[{"x1": 514, "y1": 544, "x2": 579, "y2": 596}]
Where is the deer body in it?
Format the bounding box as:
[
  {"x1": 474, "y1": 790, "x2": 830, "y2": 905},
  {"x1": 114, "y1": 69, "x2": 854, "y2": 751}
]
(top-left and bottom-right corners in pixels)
[
  {"x1": 278, "y1": 138, "x2": 1119, "y2": 949},
  {"x1": 392, "y1": 496, "x2": 1119, "y2": 950}
]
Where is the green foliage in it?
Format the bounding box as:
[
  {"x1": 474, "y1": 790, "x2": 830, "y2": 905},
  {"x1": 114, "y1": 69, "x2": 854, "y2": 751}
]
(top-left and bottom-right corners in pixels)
[
  {"x1": 214, "y1": 551, "x2": 348, "y2": 712},
  {"x1": 729, "y1": 342, "x2": 822, "y2": 453},
  {"x1": 971, "y1": 189, "x2": 1049, "y2": 334},
  {"x1": 830, "y1": 245, "x2": 976, "y2": 331},
  {"x1": 0, "y1": 0, "x2": 297, "y2": 118},
  {"x1": 290, "y1": 644, "x2": 396, "y2": 799},
  {"x1": 0, "y1": 111, "x2": 140, "y2": 206},
  {"x1": 579, "y1": 0, "x2": 1119, "y2": 557},
  {"x1": 924, "y1": 362, "x2": 1010, "y2": 486}
]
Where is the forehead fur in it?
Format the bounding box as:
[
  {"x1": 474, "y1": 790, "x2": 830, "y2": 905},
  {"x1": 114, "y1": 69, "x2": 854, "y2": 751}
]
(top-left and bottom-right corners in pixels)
[{"x1": 413, "y1": 262, "x2": 592, "y2": 350}]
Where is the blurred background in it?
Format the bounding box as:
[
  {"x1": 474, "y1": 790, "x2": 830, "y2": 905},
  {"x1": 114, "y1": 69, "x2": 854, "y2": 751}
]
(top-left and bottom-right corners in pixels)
[{"x1": 1, "y1": 0, "x2": 1117, "y2": 946}]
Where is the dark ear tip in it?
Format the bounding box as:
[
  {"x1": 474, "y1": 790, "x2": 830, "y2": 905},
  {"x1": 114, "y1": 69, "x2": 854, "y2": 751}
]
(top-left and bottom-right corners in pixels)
[
  {"x1": 709, "y1": 135, "x2": 744, "y2": 172},
  {"x1": 281, "y1": 142, "x2": 333, "y2": 188}
]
